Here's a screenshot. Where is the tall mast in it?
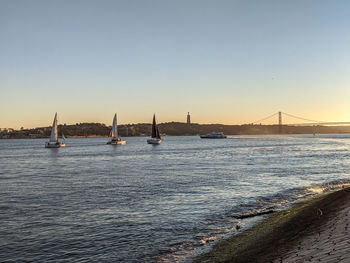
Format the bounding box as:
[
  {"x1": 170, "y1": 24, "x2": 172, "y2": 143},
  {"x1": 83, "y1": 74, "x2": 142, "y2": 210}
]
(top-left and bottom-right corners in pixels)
[
  {"x1": 112, "y1": 113, "x2": 118, "y2": 138},
  {"x1": 50, "y1": 112, "x2": 58, "y2": 142},
  {"x1": 151, "y1": 114, "x2": 156, "y2": 138}
]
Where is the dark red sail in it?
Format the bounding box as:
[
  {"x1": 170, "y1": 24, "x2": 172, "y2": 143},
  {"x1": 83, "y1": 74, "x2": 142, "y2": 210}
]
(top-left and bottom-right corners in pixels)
[
  {"x1": 151, "y1": 114, "x2": 156, "y2": 138},
  {"x1": 156, "y1": 126, "x2": 161, "y2": 139}
]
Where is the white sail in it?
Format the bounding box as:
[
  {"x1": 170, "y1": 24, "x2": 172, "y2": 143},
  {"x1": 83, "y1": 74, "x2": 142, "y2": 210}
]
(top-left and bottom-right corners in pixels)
[
  {"x1": 112, "y1": 113, "x2": 118, "y2": 138},
  {"x1": 107, "y1": 113, "x2": 126, "y2": 145},
  {"x1": 50, "y1": 113, "x2": 58, "y2": 142}
]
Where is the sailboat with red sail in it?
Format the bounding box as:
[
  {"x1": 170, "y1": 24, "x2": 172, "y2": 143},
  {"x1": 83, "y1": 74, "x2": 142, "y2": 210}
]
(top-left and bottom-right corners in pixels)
[{"x1": 147, "y1": 114, "x2": 162, "y2": 144}]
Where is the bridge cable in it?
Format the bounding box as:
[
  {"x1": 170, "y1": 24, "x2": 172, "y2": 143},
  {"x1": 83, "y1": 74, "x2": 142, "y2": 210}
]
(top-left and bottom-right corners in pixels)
[
  {"x1": 281, "y1": 112, "x2": 326, "y2": 124},
  {"x1": 251, "y1": 112, "x2": 279, "y2": 124}
]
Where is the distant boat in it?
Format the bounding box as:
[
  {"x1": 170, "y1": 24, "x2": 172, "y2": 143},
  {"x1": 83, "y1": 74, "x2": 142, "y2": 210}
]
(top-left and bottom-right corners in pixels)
[
  {"x1": 45, "y1": 113, "x2": 66, "y2": 148},
  {"x1": 147, "y1": 114, "x2": 162, "y2": 144},
  {"x1": 107, "y1": 113, "x2": 126, "y2": 145},
  {"x1": 200, "y1": 132, "x2": 227, "y2": 139}
]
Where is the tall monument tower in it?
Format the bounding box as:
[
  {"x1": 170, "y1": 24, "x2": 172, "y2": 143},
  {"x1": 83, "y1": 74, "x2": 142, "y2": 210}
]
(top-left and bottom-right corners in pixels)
[
  {"x1": 278, "y1": 111, "x2": 282, "y2": 134},
  {"x1": 187, "y1": 112, "x2": 191, "y2": 124}
]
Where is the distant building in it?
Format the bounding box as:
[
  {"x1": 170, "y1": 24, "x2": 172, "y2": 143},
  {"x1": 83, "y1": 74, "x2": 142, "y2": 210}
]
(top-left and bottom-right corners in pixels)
[{"x1": 187, "y1": 112, "x2": 191, "y2": 124}]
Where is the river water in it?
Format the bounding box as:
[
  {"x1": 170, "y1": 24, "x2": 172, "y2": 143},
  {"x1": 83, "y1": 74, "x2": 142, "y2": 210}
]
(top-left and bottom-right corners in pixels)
[{"x1": 1, "y1": 135, "x2": 350, "y2": 262}]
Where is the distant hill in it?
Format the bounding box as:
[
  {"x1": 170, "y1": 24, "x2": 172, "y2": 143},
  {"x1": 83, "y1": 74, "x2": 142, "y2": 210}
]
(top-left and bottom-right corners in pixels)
[{"x1": 2, "y1": 122, "x2": 350, "y2": 139}]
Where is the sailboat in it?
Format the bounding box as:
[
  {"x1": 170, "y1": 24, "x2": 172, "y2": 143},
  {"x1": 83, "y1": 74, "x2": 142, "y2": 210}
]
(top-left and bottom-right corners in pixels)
[
  {"x1": 147, "y1": 114, "x2": 162, "y2": 144},
  {"x1": 107, "y1": 113, "x2": 126, "y2": 145},
  {"x1": 45, "y1": 113, "x2": 66, "y2": 148}
]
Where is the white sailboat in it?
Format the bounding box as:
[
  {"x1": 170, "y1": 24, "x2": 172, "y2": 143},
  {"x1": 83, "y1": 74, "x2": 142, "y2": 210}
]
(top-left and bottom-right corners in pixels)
[
  {"x1": 107, "y1": 113, "x2": 126, "y2": 145},
  {"x1": 45, "y1": 113, "x2": 66, "y2": 148},
  {"x1": 147, "y1": 114, "x2": 162, "y2": 144}
]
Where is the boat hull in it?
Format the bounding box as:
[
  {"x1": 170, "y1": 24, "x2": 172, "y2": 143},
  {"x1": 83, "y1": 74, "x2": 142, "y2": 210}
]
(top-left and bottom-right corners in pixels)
[
  {"x1": 200, "y1": 136, "x2": 227, "y2": 139},
  {"x1": 45, "y1": 142, "x2": 65, "y2": 148},
  {"x1": 200, "y1": 132, "x2": 227, "y2": 139},
  {"x1": 107, "y1": 140, "x2": 126, "y2": 145},
  {"x1": 147, "y1": 138, "x2": 162, "y2": 144}
]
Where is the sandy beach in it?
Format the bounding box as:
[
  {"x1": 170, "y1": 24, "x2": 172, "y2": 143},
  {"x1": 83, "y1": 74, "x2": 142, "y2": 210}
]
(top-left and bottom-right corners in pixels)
[{"x1": 195, "y1": 187, "x2": 350, "y2": 263}]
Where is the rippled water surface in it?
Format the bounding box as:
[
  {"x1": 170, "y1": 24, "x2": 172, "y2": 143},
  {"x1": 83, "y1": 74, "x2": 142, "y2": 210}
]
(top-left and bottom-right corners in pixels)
[{"x1": 1, "y1": 135, "x2": 350, "y2": 262}]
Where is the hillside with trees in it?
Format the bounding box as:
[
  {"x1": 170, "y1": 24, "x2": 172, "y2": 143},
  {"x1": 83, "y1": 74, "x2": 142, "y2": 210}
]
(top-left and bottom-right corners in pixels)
[{"x1": 2, "y1": 122, "x2": 350, "y2": 139}]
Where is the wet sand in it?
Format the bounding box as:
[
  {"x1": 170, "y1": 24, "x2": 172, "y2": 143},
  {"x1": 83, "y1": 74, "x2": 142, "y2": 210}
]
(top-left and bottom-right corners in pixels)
[{"x1": 194, "y1": 187, "x2": 350, "y2": 263}]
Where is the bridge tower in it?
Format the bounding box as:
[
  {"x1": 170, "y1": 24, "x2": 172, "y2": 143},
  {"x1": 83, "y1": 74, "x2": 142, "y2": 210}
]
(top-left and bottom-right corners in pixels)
[
  {"x1": 278, "y1": 111, "x2": 282, "y2": 134},
  {"x1": 278, "y1": 112, "x2": 282, "y2": 126}
]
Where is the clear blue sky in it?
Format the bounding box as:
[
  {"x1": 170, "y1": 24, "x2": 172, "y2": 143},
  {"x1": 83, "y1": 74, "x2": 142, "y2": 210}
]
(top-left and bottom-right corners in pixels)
[{"x1": 1, "y1": 0, "x2": 350, "y2": 128}]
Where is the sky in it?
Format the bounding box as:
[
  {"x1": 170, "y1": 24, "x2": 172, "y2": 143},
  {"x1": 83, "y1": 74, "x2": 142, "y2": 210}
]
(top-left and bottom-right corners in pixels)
[{"x1": 1, "y1": 0, "x2": 350, "y2": 129}]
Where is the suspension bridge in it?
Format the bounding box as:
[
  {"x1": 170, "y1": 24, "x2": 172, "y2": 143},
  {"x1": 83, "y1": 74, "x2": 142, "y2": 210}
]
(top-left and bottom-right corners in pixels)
[{"x1": 249, "y1": 112, "x2": 350, "y2": 126}]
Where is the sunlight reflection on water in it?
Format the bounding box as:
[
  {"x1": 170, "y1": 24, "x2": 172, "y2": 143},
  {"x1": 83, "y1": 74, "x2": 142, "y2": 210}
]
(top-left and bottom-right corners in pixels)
[{"x1": 1, "y1": 135, "x2": 350, "y2": 262}]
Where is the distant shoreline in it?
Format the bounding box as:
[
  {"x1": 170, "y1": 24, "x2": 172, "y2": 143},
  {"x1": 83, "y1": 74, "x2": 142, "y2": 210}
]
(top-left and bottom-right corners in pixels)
[
  {"x1": 2, "y1": 122, "x2": 350, "y2": 139},
  {"x1": 2, "y1": 131, "x2": 350, "y2": 139},
  {"x1": 194, "y1": 187, "x2": 350, "y2": 263}
]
